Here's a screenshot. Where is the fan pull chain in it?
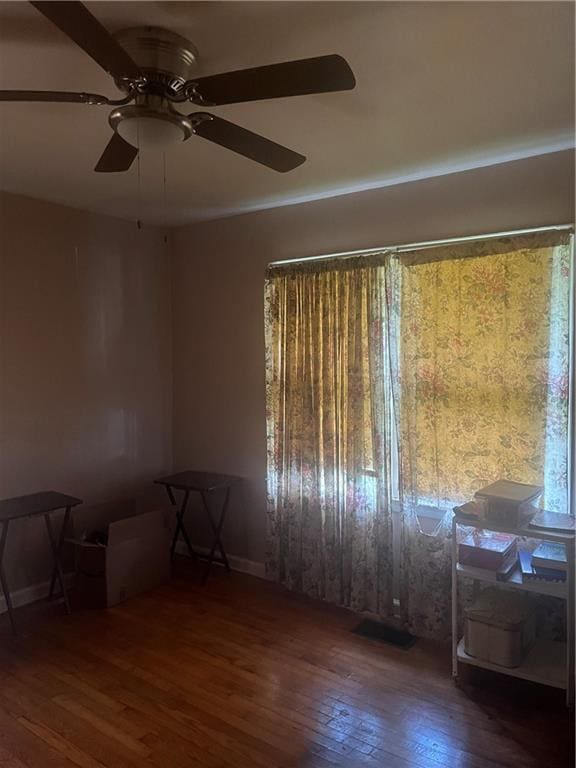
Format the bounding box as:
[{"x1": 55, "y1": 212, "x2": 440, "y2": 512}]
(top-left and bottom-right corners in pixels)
[
  {"x1": 136, "y1": 119, "x2": 142, "y2": 229},
  {"x1": 162, "y1": 152, "x2": 168, "y2": 244}
]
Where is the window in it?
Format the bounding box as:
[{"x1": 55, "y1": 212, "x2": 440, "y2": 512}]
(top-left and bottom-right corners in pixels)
[
  {"x1": 264, "y1": 227, "x2": 573, "y2": 632},
  {"x1": 394, "y1": 232, "x2": 573, "y2": 516}
]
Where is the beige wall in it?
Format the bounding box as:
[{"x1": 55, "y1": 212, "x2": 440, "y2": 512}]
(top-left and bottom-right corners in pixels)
[
  {"x1": 1, "y1": 149, "x2": 573, "y2": 591},
  {"x1": 171, "y1": 150, "x2": 575, "y2": 565},
  {"x1": 0, "y1": 192, "x2": 172, "y2": 590}
]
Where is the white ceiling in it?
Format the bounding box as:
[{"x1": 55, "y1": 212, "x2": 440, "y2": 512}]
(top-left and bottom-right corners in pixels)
[{"x1": 0, "y1": 1, "x2": 574, "y2": 226}]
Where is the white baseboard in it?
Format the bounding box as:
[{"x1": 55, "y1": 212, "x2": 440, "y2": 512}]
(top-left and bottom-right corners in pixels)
[
  {"x1": 0, "y1": 573, "x2": 75, "y2": 615},
  {"x1": 0, "y1": 547, "x2": 267, "y2": 617},
  {"x1": 174, "y1": 541, "x2": 266, "y2": 579}
]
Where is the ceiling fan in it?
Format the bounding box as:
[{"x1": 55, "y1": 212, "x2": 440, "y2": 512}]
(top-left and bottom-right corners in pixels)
[{"x1": 0, "y1": 1, "x2": 356, "y2": 173}]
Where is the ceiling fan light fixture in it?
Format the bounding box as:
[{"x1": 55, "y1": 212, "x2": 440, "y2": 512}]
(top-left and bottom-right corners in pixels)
[
  {"x1": 116, "y1": 115, "x2": 184, "y2": 148},
  {"x1": 109, "y1": 98, "x2": 193, "y2": 149}
]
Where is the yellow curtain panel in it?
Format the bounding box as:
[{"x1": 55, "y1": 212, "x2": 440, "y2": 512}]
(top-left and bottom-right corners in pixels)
[
  {"x1": 398, "y1": 233, "x2": 572, "y2": 514},
  {"x1": 397, "y1": 231, "x2": 572, "y2": 640}
]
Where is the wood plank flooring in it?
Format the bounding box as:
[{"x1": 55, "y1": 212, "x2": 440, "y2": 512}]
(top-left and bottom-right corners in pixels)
[{"x1": 0, "y1": 559, "x2": 572, "y2": 768}]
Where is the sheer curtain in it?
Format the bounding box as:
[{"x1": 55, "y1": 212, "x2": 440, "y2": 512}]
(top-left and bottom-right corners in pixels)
[
  {"x1": 397, "y1": 231, "x2": 573, "y2": 640},
  {"x1": 265, "y1": 257, "x2": 395, "y2": 617}
]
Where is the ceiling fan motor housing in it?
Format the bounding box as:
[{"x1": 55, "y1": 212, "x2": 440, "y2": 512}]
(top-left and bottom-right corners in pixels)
[{"x1": 113, "y1": 27, "x2": 199, "y2": 98}]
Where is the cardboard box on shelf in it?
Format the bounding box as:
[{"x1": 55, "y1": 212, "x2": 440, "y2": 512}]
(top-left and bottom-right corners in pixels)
[{"x1": 70, "y1": 502, "x2": 173, "y2": 608}]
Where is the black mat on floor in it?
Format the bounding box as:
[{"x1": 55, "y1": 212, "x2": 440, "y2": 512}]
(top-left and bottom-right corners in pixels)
[{"x1": 352, "y1": 619, "x2": 416, "y2": 649}]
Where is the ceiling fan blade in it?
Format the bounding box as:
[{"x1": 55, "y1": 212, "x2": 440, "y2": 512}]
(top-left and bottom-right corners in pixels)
[
  {"x1": 187, "y1": 54, "x2": 355, "y2": 106},
  {"x1": 30, "y1": 1, "x2": 142, "y2": 81},
  {"x1": 0, "y1": 90, "x2": 111, "y2": 104},
  {"x1": 94, "y1": 133, "x2": 138, "y2": 173},
  {"x1": 191, "y1": 113, "x2": 305, "y2": 172}
]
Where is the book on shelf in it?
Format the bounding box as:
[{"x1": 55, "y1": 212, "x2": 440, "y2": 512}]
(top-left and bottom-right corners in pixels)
[
  {"x1": 458, "y1": 530, "x2": 517, "y2": 570},
  {"x1": 531, "y1": 541, "x2": 567, "y2": 572},
  {"x1": 528, "y1": 509, "x2": 575, "y2": 534},
  {"x1": 458, "y1": 550, "x2": 518, "y2": 582},
  {"x1": 518, "y1": 550, "x2": 566, "y2": 583},
  {"x1": 533, "y1": 565, "x2": 567, "y2": 582}
]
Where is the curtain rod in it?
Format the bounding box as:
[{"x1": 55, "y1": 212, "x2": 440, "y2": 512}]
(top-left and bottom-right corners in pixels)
[{"x1": 269, "y1": 224, "x2": 574, "y2": 267}]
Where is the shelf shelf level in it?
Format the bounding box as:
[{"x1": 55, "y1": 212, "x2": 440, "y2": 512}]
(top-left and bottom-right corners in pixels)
[
  {"x1": 452, "y1": 513, "x2": 574, "y2": 705},
  {"x1": 453, "y1": 514, "x2": 575, "y2": 543},
  {"x1": 456, "y1": 563, "x2": 567, "y2": 598},
  {"x1": 457, "y1": 637, "x2": 567, "y2": 689}
]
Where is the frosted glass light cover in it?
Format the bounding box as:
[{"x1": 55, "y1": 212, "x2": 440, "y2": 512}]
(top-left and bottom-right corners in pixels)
[{"x1": 117, "y1": 116, "x2": 185, "y2": 149}]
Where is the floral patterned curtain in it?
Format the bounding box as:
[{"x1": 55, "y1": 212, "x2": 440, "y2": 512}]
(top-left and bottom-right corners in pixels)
[
  {"x1": 265, "y1": 257, "x2": 395, "y2": 617},
  {"x1": 264, "y1": 230, "x2": 572, "y2": 641},
  {"x1": 397, "y1": 232, "x2": 573, "y2": 640}
]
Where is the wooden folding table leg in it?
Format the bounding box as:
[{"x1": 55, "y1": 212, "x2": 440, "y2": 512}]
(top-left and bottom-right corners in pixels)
[
  {"x1": 169, "y1": 488, "x2": 196, "y2": 560},
  {"x1": 166, "y1": 485, "x2": 180, "y2": 558},
  {"x1": 0, "y1": 520, "x2": 17, "y2": 634},
  {"x1": 201, "y1": 487, "x2": 231, "y2": 584},
  {"x1": 44, "y1": 513, "x2": 71, "y2": 615},
  {"x1": 48, "y1": 506, "x2": 71, "y2": 601}
]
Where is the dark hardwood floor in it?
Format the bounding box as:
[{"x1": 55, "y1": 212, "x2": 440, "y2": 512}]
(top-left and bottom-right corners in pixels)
[{"x1": 0, "y1": 559, "x2": 572, "y2": 768}]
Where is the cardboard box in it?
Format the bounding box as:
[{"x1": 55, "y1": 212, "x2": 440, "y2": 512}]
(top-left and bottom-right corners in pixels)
[{"x1": 72, "y1": 507, "x2": 172, "y2": 608}]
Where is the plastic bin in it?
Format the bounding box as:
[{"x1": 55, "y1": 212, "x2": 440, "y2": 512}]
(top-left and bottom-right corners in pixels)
[{"x1": 464, "y1": 588, "x2": 536, "y2": 668}]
